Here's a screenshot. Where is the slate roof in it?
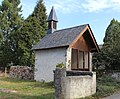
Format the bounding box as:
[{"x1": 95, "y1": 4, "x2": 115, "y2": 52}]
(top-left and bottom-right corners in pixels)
[
  {"x1": 47, "y1": 6, "x2": 58, "y2": 22},
  {"x1": 32, "y1": 24, "x2": 87, "y2": 50}
]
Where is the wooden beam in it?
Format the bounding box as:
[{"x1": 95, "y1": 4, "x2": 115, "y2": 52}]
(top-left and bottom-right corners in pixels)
[
  {"x1": 77, "y1": 49, "x2": 79, "y2": 69},
  {"x1": 88, "y1": 52, "x2": 90, "y2": 71},
  {"x1": 87, "y1": 25, "x2": 100, "y2": 52},
  {"x1": 83, "y1": 51, "x2": 85, "y2": 71},
  {"x1": 69, "y1": 25, "x2": 88, "y2": 47}
]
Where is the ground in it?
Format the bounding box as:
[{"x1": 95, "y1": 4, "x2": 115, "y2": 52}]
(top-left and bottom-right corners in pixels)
[
  {"x1": 103, "y1": 92, "x2": 120, "y2": 99},
  {"x1": 0, "y1": 77, "x2": 54, "y2": 99},
  {"x1": 83, "y1": 75, "x2": 120, "y2": 99},
  {"x1": 0, "y1": 75, "x2": 120, "y2": 99}
]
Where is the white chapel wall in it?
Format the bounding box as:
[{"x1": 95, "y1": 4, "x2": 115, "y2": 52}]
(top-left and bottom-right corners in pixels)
[{"x1": 34, "y1": 47, "x2": 66, "y2": 82}]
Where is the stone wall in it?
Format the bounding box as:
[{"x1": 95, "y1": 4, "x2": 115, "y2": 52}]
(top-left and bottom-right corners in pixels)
[
  {"x1": 54, "y1": 68, "x2": 96, "y2": 99},
  {"x1": 54, "y1": 68, "x2": 66, "y2": 99},
  {"x1": 9, "y1": 66, "x2": 34, "y2": 80},
  {"x1": 111, "y1": 72, "x2": 120, "y2": 82}
]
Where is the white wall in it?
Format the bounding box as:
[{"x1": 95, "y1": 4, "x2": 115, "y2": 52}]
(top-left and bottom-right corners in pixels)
[
  {"x1": 34, "y1": 47, "x2": 66, "y2": 82},
  {"x1": 65, "y1": 48, "x2": 72, "y2": 71}
]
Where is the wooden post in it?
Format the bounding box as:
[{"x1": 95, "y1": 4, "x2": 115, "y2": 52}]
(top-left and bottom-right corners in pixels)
[
  {"x1": 88, "y1": 52, "x2": 90, "y2": 71},
  {"x1": 83, "y1": 52, "x2": 85, "y2": 71},
  {"x1": 5, "y1": 67, "x2": 7, "y2": 77},
  {"x1": 77, "y1": 49, "x2": 79, "y2": 69}
]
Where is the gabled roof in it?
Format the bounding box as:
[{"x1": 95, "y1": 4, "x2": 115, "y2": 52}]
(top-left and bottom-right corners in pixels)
[
  {"x1": 47, "y1": 6, "x2": 58, "y2": 22},
  {"x1": 32, "y1": 24, "x2": 100, "y2": 52},
  {"x1": 32, "y1": 24, "x2": 86, "y2": 50}
]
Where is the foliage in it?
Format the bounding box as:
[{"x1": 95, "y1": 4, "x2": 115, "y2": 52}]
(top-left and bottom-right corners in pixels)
[
  {"x1": 1, "y1": 76, "x2": 120, "y2": 99},
  {"x1": 19, "y1": 0, "x2": 47, "y2": 66},
  {"x1": 0, "y1": 0, "x2": 47, "y2": 67},
  {"x1": 93, "y1": 76, "x2": 120, "y2": 98},
  {"x1": 93, "y1": 19, "x2": 120, "y2": 74},
  {"x1": 103, "y1": 19, "x2": 120, "y2": 70},
  {"x1": 0, "y1": 0, "x2": 23, "y2": 67},
  {"x1": 0, "y1": 77, "x2": 54, "y2": 99},
  {"x1": 56, "y1": 62, "x2": 65, "y2": 68},
  {"x1": 81, "y1": 76, "x2": 120, "y2": 99},
  {"x1": 0, "y1": 31, "x2": 3, "y2": 43}
]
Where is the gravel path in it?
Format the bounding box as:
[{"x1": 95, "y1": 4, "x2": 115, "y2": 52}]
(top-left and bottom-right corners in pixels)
[{"x1": 103, "y1": 92, "x2": 120, "y2": 99}]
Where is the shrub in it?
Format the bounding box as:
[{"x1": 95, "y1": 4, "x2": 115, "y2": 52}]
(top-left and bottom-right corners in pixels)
[
  {"x1": 56, "y1": 62, "x2": 64, "y2": 68},
  {"x1": 93, "y1": 75, "x2": 120, "y2": 98}
]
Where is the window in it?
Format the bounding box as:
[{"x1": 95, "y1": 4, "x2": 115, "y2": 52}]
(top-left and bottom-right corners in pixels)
[
  {"x1": 71, "y1": 49, "x2": 77, "y2": 69},
  {"x1": 48, "y1": 22, "x2": 51, "y2": 29},
  {"x1": 53, "y1": 21, "x2": 57, "y2": 29},
  {"x1": 48, "y1": 21, "x2": 57, "y2": 29},
  {"x1": 85, "y1": 52, "x2": 89, "y2": 69},
  {"x1": 79, "y1": 51, "x2": 83, "y2": 69},
  {"x1": 71, "y1": 49, "x2": 90, "y2": 71}
]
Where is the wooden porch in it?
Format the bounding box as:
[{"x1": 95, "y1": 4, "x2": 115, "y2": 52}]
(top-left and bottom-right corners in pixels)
[{"x1": 70, "y1": 28, "x2": 99, "y2": 71}]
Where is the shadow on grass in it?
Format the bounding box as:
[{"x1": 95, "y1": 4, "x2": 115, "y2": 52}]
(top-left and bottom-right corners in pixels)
[
  {"x1": 0, "y1": 77, "x2": 54, "y2": 88},
  {"x1": 0, "y1": 92, "x2": 54, "y2": 99},
  {"x1": 31, "y1": 81, "x2": 54, "y2": 88},
  {"x1": 0, "y1": 77, "x2": 33, "y2": 83}
]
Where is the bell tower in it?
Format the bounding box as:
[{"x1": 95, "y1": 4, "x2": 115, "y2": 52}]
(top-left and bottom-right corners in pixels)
[{"x1": 47, "y1": 6, "x2": 58, "y2": 34}]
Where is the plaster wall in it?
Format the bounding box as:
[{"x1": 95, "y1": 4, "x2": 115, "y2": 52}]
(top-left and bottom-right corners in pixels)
[
  {"x1": 34, "y1": 47, "x2": 66, "y2": 82},
  {"x1": 65, "y1": 48, "x2": 72, "y2": 71}
]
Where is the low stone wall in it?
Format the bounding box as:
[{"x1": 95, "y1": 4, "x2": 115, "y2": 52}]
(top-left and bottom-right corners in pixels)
[
  {"x1": 111, "y1": 72, "x2": 120, "y2": 82},
  {"x1": 54, "y1": 68, "x2": 96, "y2": 99},
  {"x1": 9, "y1": 66, "x2": 34, "y2": 80}
]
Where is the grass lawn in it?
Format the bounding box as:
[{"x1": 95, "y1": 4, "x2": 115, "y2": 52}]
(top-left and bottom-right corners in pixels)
[
  {"x1": 0, "y1": 77, "x2": 54, "y2": 99},
  {"x1": 1, "y1": 76, "x2": 120, "y2": 99}
]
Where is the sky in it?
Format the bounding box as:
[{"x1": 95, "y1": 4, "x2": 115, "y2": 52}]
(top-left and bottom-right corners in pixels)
[{"x1": 1, "y1": 0, "x2": 120, "y2": 44}]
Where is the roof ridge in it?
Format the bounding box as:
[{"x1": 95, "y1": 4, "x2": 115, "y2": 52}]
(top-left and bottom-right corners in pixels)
[{"x1": 54, "y1": 24, "x2": 88, "y2": 33}]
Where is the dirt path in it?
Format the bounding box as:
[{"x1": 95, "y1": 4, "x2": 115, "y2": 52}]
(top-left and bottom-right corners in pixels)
[
  {"x1": 0, "y1": 88, "x2": 17, "y2": 93},
  {"x1": 103, "y1": 92, "x2": 120, "y2": 99}
]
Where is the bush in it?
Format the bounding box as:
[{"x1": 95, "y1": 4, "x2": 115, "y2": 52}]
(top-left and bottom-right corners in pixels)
[
  {"x1": 93, "y1": 76, "x2": 120, "y2": 98},
  {"x1": 56, "y1": 62, "x2": 64, "y2": 68}
]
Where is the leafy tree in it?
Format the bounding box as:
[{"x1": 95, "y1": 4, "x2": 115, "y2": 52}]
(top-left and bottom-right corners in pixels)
[
  {"x1": 103, "y1": 19, "x2": 120, "y2": 70},
  {"x1": 24, "y1": 0, "x2": 47, "y2": 45},
  {"x1": 0, "y1": 31, "x2": 3, "y2": 43},
  {"x1": 93, "y1": 19, "x2": 120, "y2": 73},
  {"x1": 0, "y1": 0, "x2": 23, "y2": 68},
  {"x1": 0, "y1": 0, "x2": 47, "y2": 68},
  {"x1": 19, "y1": 0, "x2": 47, "y2": 66}
]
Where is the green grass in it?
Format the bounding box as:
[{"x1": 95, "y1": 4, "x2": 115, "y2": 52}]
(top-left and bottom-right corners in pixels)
[
  {"x1": 94, "y1": 76, "x2": 120, "y2": 98},
  {"x1": 1, "y1": 76, "x2": 120, "y2": 99},
  {"x1": 0, "y1": 77, "x2": 54, "y2": 99}
]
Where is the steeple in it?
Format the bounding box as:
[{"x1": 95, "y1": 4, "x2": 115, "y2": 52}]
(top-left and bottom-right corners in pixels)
[{"x1": 47, "y1": 6, "x2": 58, "y2": 34}]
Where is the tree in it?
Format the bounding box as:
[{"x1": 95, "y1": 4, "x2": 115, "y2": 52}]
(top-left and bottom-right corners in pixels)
[
  {"x1": 0, "y1": 0, "x2": 47, "y2": 68},
  {"x1": 0, "y1": 31, "x2": 3, "y2": 43},
  {"x1": 24, "y1": 0, "x2": 47, "y2": 45},
  {"x1": 0, "y1": 0, "x2": 23, "y2": 68},
  {"x1": 19, "y1": 0, "x2": 47, "y2": 66},
  {"x1": 93, "y1": 19, "x2": 120, "y2": 73},
  {"x1": 103, "y1": 19, "x2": 120, "y2": 70}
]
